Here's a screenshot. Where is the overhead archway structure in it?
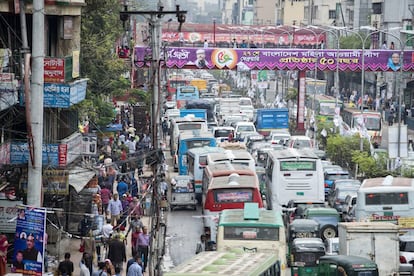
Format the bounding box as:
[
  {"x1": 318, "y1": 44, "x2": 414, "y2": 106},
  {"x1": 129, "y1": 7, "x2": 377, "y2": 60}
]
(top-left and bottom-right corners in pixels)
[{"x1": 134, "y1": 46, "x2": 414, "y2": 72}]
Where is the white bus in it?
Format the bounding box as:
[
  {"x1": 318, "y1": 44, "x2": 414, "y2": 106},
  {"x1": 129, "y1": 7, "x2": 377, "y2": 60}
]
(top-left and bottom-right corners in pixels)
[
  {"x1": 206, "y1": 150, "x2": 256, "y2": 171},
  {"x1": 265, "y1": 148, "x2": 324, "y2": 212},
  {"x1": 187, "y1": 146, "x2": 226, "y2": 202},
  {"x1": 355, "y1": 175, "x2": 414, "y2": 226}
]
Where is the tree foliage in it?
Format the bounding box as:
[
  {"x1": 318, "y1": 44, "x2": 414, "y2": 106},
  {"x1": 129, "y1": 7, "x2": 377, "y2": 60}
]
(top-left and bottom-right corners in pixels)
[
  {"x1": 339, "y1": 33, "x2": 371, "y2": 49},
  {"x1": 351, "y1": 151, "x2": 390, "y2": 178},
  {"x1": 76, "y1": 0, "x2": 131, "y2": 127}
]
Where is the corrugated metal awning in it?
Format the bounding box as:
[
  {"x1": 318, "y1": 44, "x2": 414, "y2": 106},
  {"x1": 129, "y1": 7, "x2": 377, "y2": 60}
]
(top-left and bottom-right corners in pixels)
[{"x1": 68, "y1": 167, "x2": 96, "y2": 193}]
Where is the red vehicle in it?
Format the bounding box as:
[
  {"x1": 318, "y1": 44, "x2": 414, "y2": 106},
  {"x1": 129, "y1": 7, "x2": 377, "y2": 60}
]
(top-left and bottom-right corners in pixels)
[
  {"x1": 166, "y1": 78, "x2": 188, "y2": 101},
  {"x1": 202, "y1": 162, "x2": 263, "y2": 243}
]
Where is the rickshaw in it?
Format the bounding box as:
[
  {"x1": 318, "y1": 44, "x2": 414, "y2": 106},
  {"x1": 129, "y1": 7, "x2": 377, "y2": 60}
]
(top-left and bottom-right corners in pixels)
[
  {"x1": 317, "y1": 255, "x2": 379, "y2": 275},
  {"x1": 169, "y1": 175, "x2": 197, "y2": 211},
  {"x1": 290, "y1": 238, "x2": 325, "y2": 276}
]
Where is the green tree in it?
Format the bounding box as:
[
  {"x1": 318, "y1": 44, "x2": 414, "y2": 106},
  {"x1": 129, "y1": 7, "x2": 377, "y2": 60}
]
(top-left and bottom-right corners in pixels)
[
  {"x1": 351, "y1": 151, "x2": 390, "y2": 178},
  {"x1": 76, "y1": 0, "x2": 132, "y2": 127},
  {"x1": 339, "y1": 33, "x2": 371, "y2": 49}
]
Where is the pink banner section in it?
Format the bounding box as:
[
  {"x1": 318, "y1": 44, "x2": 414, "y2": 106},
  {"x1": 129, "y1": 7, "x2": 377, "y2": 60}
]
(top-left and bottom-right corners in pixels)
[{"x1": 134, "y1": 46, "x2": 414, "y2": 72}]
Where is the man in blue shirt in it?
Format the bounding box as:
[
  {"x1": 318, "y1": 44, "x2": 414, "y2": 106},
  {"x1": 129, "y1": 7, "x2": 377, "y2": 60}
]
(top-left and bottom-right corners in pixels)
[
  {"x1": 117, "y1": 177, "x2": 129, "y2": 196},
  {"x1": 127, "y1": 255, "x2": 143, "y2": 276}
]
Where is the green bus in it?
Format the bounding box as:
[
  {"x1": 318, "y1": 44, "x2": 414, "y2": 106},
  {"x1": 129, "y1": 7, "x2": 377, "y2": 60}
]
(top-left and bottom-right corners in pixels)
[
  {"x1": 309, "y1": 94, "x2": 342, "y2": 123},
  {"x1": 163, "y1": 248, "x2": 281, "y2": 276},
  {"x1": 216, "y1": 203, "x2": 287, "y2": 275}
]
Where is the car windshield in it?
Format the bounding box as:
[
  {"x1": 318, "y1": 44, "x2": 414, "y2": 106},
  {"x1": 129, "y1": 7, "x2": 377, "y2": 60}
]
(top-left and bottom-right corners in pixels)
[
  {"x1": 292, "y1": 139, "x2": 311, "y2": 148},
  {"x1": 238, "y1": 125, "x2": 255, "y2": 132},
  {"x1": 401, "y1": 240, "x2": 414, "y2": 252}
]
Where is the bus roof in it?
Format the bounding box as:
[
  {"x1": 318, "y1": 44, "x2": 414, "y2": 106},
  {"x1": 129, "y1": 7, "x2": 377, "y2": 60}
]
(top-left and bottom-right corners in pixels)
[
  {"x1": 179, "y1": 131, "x2": 214, "y2": 140},
  {"x1": 208, "y1": 150, "x2": 253, "y2": 162},
  {"x1": 205, "y1": 163, "x2": 254, "y2": 177},
  {"x1": 188, "y1": 146, "x2": 225, "y2": 156},
  {"x1": 268, "y1": 148, "x2": 319, "y2": 160},
  {"x1": 218, "y1": 141, "x2": 247, "y2": 150},
  {"x1": 164, "y1": 249, "x2": 278, "y2": 276},
  {"x1": 219, "y1": 208, "x2": 284, "y2": 228},
  {"x1": 342, "y1": 108, "x2": 381, "y2": 116},
  {"x1": 361, "y1": 175, "x2": 414, "y2": 188},
  {"x1": 172, "y1": 117, "x2": 206, "y2": 123},
  {"x1": 318, "y1": 255, "x2": 378, "y2": 270},
  {"x1": 209, "y1": 173, "x2": 258, "y2": 190},
  {"x1": 314, "y1": 94, "x2": 340, "y2": 102}
]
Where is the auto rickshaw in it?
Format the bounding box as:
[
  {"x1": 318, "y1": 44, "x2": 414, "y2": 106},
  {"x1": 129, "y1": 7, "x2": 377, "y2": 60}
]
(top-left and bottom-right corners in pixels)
[
  {"x1": 317, "y1": 255, "x2": 379, "y2": 275},
  {"x1": 169, "y1": 175, "x2": 197, "y2": 211},
  {"x1": 288, "y1": 219, "x2": 320, "y2": 266},
  {"x1": 290, "y1": 238, "x2": 325, "y2": 276}
]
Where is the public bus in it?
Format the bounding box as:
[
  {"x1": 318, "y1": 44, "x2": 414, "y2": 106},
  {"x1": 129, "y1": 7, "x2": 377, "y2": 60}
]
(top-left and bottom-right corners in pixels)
[
  {"x1": 187, "y1": 146, "x2": 226, "y2": 202},
  {"x1": 265, "y1": 148, "x2": 325, "y2": 212},
  {"x1": 176, "y1": 85, "x2": 200, "y2": 108},
  {"x1": 340, "y1": 107, "x2": 382, "y2": 145},
  {"x1": 176, "y1": 131, "x2": 217, "y2": 175},
  {"x1": 169, "y1": 116, "x2": 208, "y2": 163},
  {"x1": 306, "y1": 77, "x2": 327, "y2": 95},
  {"x1": 163, "y1": 249, "x2": 282, "y2": 276},
  {"x1": 206, "y1": 150, "x2": 256, "y2": 172},
  {"x1": 202, "y1": 163, "x2": 263, "y2": 243},
  {"x1": 355, "y1": 175, "x2": 414, "y2": 226},
  {"x1": 166, "y1": 77, "x2": 188, "y2": 100},
  {"x1": 309, "y1": 94, "x2": 343, "y2": 123},
  {"x1": 216, "y1": 203, "x2": 287, "y2": 274}
]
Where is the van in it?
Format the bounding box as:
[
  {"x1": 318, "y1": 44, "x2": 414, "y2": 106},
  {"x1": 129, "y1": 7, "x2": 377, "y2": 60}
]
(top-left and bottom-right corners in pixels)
[{"x1": 234, "y1": 121, "x2": 256, "y2": 140}]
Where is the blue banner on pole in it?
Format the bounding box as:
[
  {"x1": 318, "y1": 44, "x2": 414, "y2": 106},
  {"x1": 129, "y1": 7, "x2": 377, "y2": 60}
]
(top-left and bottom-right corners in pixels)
[{"x1": 12, "y1": 205, "x2": 46, "y2": 275}]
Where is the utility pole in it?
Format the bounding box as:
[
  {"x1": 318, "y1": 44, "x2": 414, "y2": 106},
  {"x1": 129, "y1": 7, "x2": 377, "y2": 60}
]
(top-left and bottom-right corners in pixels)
[
  {"x1": 27, "y1": 0, "x2": 45, "y2": 207},
  {"x1": 120, "y1": 3, "x2": 186, "y2": 276}
]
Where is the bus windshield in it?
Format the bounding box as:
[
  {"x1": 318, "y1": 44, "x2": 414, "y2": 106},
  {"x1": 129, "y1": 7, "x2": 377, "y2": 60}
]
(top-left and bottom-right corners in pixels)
[
  {"x1": 353, "y1": 116, "x2": 381, "y2": 131},
  {"x1": 223, "y1": 227, "x2": 279, "y2": 241},
  {"x1": 178, "y1": 124, "x2": 202, "y2": 131},
  {"x1": 319, "y1": 103, "x2": 336, "y2": 116},
  {"x1": 214, "y1": 189, "x2": 253, "y2": 203},
  {"x1": 186, "y1": 140, "x2": 213, "y2": 149}
]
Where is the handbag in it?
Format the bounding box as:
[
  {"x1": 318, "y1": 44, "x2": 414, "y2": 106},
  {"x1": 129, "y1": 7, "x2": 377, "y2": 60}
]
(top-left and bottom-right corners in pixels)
[{"x1": 79, "y1": 243, "x2": 85, "y2": 253}]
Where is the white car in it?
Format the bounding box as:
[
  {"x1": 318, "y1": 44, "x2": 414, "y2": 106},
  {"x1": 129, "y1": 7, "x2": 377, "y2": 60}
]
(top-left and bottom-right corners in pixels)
[
  {"x1": 269, "y1": 131, "x2": 291, "y2": 145},
  {"x1": 399, "y1": 234, "x2": 414, "y2": 273},
  {"x1": 288, "y1": 135, "x2": 313, "y2": 149},
  {"x1": 234, "y1": 122, "x2": 256, "y2": 139}
]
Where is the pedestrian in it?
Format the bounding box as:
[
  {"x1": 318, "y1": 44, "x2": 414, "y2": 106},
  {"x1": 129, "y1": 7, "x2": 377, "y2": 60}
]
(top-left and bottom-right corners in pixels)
[
  {"x1": 92, "y1": 262, "x2": 108, "y2": 276},
  {"x1": 117, "y1": 176, "x2": 129, "y2": 197},
  {"x1": 162, "y1": 118, "x2": 169, "y2": 141},
  {"x1": 232, "y1": 38, "x2": 237, "y2": 48},
  {"x1": 107, "y1": 193, "x2": 123, "y2": 226},
  {"x1": 159, "y1": 177, "x2": 168, "y2": 197},
  {"x1": 195, "y1": 234, "x2": 206, "y2": 254},
  {"x1": 107, "y1": 234, "x2": 126, "y2": 273},
  {"x1": 126, "y1": 255, "x2": 142, "y2": 275},
  {"x1": 129, "y1": 197, "x2": 142, "y2": 218},
  {"x1": 127, "y1": 255, "x2": 143, "y2": 276},
  {"x1": 203, "y1": 39, "x2": 208, "y2": 48},
  {"x1": 129, "y1": 226, "x2": 142, "y2": 257},
  {"x1": 136, "y1": 226, "x2": 150, "y2": 273},
  {"x1": 58, "y1": 252, "x2": 74, "y2": 276},
  {"x1": 104, "y1": 259, "x2": 115, "y2": 275},
  {"x1": 100, "y1": 186, "x2": 111, "y2": 218},
  {"x1": 80, "y1": 252, "x2": 91, "y2": 276},
  {"x1": 80, "y1": 231, "x2": 95, "y2": 274},
  {"x1": 388, "y1": 111, "x2": 395, "y2": 126}
]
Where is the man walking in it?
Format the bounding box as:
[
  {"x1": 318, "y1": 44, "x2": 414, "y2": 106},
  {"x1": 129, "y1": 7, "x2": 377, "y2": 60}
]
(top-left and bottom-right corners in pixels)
[
  {"x1": 136, "y1": 226, "x2": 150, "y2": 273},
  {"x1": 127, "y1": 255, "x2": 143, "y2": 276},
  {"x1": 107, "y1": 193, "x2": 123, "y2": 226},
  {"x1": 107, "y1": 234, "x2": 126, "y2": 273}
]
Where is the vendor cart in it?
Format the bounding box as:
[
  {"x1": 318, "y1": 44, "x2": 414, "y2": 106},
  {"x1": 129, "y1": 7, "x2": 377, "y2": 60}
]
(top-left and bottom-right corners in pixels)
[{"x1": 170, "y1": 175, "x2": 197, "y2": 211}]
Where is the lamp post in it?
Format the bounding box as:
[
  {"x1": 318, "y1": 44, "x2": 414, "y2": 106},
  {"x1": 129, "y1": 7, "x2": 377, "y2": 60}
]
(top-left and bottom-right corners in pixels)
[{"x1": 213, "y1": 18, "x2": 216, "y2": 47}]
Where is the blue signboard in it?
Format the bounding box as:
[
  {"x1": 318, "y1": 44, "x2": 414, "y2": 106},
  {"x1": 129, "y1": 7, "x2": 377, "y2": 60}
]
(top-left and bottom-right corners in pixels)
[
  {"x1": 10, "y1": 142, "x2": 59, "y2": 166},
  {"x1": 19, "y1": 78, "x2": 87, "y2": 108},
  {"x1": 13, "y1": 205, "x2": 46, "y2": 275}
]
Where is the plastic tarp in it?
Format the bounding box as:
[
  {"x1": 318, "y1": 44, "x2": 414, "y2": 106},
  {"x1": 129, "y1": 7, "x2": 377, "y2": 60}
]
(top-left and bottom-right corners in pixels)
[{"x1": 68, "y1": 167, "x2": 96, "y2": 193}]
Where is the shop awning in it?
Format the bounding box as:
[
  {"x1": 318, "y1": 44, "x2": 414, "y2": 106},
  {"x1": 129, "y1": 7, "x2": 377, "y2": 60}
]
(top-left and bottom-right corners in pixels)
[{"x1": 68, "y1": 167, "x2": 96, "y2": 193}]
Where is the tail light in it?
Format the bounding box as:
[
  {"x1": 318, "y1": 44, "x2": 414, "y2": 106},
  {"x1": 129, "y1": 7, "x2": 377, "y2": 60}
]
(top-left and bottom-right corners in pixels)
[
  {"x1": 400, "y1": 256, "x2": 408, "y2": 263},
  {"x1": 324, "y1": 183, "x2": 329, "y2": 188}
]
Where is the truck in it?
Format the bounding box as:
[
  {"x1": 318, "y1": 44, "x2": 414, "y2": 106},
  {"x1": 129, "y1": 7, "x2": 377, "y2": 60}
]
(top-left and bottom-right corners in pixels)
[
  {"x1": 338, "y1": 222, "x2": 400, "y2": 276},
  {"x1": 179, "y1": 109, "x2": 207, "y2": 120},
  {"x1": 189, "y1": 78, "x2": 207, "y2": 91},
  {"x1": 254, "y1": 108, "x2": 289, "y2": 136}
]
